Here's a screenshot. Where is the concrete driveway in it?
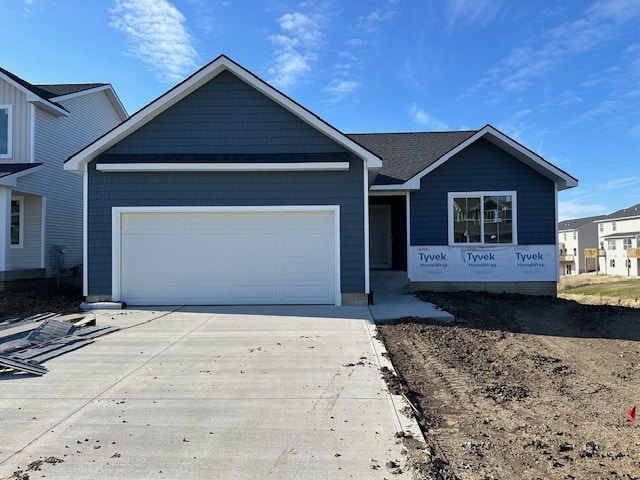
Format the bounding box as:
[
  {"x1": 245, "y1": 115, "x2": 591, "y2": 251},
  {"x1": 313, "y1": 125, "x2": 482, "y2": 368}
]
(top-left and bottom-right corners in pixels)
[{"x1": 0, "y1": 305, "x2": 417, "y2": 479}]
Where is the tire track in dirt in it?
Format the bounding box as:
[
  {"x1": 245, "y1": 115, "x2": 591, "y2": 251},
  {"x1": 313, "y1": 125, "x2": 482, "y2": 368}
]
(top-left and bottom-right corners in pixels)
[{"x1": 378, "y1": 291, "x2": 640, "y2": 479}]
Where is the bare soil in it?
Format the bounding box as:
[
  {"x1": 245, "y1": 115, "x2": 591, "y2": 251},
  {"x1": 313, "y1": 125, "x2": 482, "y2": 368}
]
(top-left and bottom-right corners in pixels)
[
  {"x1": 0, "y1": 284, "x2": 82, "y2": 322},
  {"x1": 377, "y1": 291, "x2": 640, "y2": 480}
]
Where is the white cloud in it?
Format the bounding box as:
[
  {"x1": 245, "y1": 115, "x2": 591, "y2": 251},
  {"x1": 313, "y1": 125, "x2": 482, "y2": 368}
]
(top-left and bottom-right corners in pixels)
[
  {"x1": 110, "y1": 0, "x2": 199, "y2": 82},
  {"x1": 325, "y1": 79, "x2": 361, "y2": 102},
  {"x1": 445, "y1": 0, "x2": 503, "y2": 34},
  {"x1": 465, "y1": 0, "x2": 640, "y2": 100},
  {"x1": 408, "y1": 103, "x2": 448, "y2": 130},
  {"x1": 601, "y1": 177, "x2": 640, "y2": 190},
  {"x1": 267, "y1": 11, "x2": 325, "y2": 89},
  {"x1": 558, "y1": 199, "x2": 608, "y2": 221}
]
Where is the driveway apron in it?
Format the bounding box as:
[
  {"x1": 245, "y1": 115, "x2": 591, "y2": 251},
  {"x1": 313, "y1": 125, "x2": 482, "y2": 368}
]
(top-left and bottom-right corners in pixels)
[{"x1": 0, "y1": 306, "x2": 414, "y2": 479}]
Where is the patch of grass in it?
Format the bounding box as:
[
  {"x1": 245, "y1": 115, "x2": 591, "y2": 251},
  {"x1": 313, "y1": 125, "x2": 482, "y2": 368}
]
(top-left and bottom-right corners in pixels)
[{"x1": 564, "y1": 279, "x2": 640, "y2": 301}]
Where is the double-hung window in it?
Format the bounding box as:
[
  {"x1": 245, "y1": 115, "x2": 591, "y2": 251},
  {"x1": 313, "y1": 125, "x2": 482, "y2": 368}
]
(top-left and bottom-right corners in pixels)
[
  {"x1": 449, "y1": 192, "x2": 516, "y2": 245},
  {"x1": 623, "y1": 238, "x2": 632, "y2": 250},
  {"x1": 607, "y1": 239, "x2": 616, "y2": 251},
  {"x1": 0, "y1": 105, "x2": 11, "y2": 158}
]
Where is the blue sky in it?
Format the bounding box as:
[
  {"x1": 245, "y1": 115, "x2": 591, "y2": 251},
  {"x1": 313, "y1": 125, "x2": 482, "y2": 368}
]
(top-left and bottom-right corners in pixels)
[{"x1": 3, "y1": 0, "x2": 640, "y2": 220}]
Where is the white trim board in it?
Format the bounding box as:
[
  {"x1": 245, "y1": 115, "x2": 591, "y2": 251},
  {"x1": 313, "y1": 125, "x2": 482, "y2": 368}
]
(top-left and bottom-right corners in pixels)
[
  {"x1": 369, "y1": 125, "x2": 578, "y2": 192},
  {"x1": 96, "y1": 162, "x2": 350, "y2": 172},
  {"x1": 0, "y1": 105, "x2": 12, "y2": 159},
  {"x1": 111, "y1": 205, "x2": 342, "y2": 306},
  {"x1": 65, "y1": 55, "x2": 381, "y2": 173}
]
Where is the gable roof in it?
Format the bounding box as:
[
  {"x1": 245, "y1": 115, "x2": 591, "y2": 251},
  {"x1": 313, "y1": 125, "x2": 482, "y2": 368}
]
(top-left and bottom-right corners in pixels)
[
  {"x1": 355, "y1": 125, "x2": 578, "y2": 191},
  {"x1": 595, "y1": 202, "x2": 640, "y2": 222},
  {"x1": 348, "y1": 131, "x2": 476, "y2": 185},
  {"x1": 0, "y1": 67, "x2": 127, "y2": 120},
  {"x1": 558, "y1": 215, "x2": 607, "y2": 231},
  {"x1": 64, "y1": 55, "x2": 382, "y2": 173}
]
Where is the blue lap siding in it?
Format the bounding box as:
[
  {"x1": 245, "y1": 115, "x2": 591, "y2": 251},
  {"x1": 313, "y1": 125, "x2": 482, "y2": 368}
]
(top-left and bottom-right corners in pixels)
[
  {"x1": 410, "y1": 138, "x2": 556, "y2": 246},
  {"x1": 86, "y1": 70, "x2": 366, "y2": 297}
]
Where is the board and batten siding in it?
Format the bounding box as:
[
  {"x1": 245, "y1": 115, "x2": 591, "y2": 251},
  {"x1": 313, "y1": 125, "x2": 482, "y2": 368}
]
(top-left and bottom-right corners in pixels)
[
  {"x1": 410, "y1": 138, "x2": 556, "y2": 246},
  {"x1": 17, "y1": 90, "x2": 124, "y2": 274},
  {"x1": 0, "y1": 78, "x2": 32, "y2": 162}
]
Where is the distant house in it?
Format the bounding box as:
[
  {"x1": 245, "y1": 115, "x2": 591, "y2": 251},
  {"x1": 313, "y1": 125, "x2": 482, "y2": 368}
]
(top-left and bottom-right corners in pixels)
[
  {"x1": 64, "y1": 55, "x2": 577, "y2": 305},
  {"x1": 594, "y1": 203, "x2": 640, "y2": 276},
  {"x1": 558, "y1": 215, "x2": 605, "y2": 275},
  {"x1": 0, "y1": 67, "x2": 127, "y2": 286}
]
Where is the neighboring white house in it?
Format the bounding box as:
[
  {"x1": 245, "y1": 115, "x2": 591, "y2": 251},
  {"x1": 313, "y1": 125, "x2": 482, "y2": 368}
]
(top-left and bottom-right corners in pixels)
[
  {"x1": 595, "y1": 203, "x2": 640, "y2": 276},
  {"x1": 558, "y1": 215, "x2": 605, "y2": 275},
  {"x1": 0, "y1": 67, "x2": 127, "y2": 286}
]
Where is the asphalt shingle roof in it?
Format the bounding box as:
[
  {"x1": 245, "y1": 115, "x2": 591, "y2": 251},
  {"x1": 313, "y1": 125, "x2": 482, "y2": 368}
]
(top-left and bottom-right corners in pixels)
[
  {"x1": 0, "y1": 66, "x2": 107, "y2": 113},
  {"x1": 0, "y1": 163, "x2": 42, "y2": 179},
  {"x1": 558, "y1": 215, "x2": 607, "y2": 231},
  {"x1": 598, "y1": 203, "x2": 640, "y2": 221},
  {"x1": 33, "y1": 83, "x2": 107, "y2": 98},
  {"x1": 347, "y1": 131, "x2": 477, "y2": 185}
]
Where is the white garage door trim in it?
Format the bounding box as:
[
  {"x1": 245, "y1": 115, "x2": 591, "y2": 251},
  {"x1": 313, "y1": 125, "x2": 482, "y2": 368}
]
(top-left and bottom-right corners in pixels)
[{"x1": 111, "y1": 205, "x2": 341, "y2": 305}]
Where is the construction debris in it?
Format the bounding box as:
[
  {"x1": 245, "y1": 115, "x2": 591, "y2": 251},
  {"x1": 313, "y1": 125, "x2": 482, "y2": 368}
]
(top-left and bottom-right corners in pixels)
[{"x1": 0, "y1": 313, "x2": 119, "y2": 376}]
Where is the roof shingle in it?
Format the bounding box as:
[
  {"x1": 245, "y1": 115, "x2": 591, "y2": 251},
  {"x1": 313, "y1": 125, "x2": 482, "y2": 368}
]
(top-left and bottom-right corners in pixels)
[{"x1": 347, "y1": 131, "x2": 477, "y2": 185}]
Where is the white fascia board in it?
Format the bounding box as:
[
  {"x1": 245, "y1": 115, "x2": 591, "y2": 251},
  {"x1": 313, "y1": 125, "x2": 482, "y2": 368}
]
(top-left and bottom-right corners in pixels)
[
  {"x1": 402, "y1": 125, "x2": 578, "y2": 191},
  {"x1": 96, "y1": 162, "x2": 350, "y2": 172},
  {"x1": 229, "y1": 63, "x2": 382, "y2": 169},
  {"x1": 52, "y1": 85, "x2": 129, "y2": 121},
  {"x1": 0, "y1": 71, "x2": 68, "y2": 117},
  {"x1": 65, "y1": 56, "x2": 381, "y2": 172},
  {"x1": 0, "y1": 164, "x2": 43, "y2": 187}
]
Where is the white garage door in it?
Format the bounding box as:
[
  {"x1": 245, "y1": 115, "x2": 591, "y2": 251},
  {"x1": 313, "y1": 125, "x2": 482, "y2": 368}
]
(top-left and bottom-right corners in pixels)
[{"x1": 117, "y1": 209, "x2": 338, "y2": 305}]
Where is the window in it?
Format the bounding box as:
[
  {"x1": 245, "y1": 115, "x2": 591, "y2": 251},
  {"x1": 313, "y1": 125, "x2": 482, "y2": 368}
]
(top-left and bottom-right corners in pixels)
[
  {"x1": 11, "y1": 197, "x2": 23, "y2": 247},
  {"x1": 0, "y1": 105, "x2": 11, "y2": 158},
  {"x1": 449, "y1": 192, "x2": 515, "y2": 245},
  {"x1": 607, "y1": 239, "x2": 616, "y2": 251},
  {"x1": 573, "y1": 232, "x2": 576, "y2": 240},
  {"x1": 599, "y1": 223, "x2": 603, "y2": 232},
  {"x1": 623, "y1": 238, "x2": 632, "y2": 250},
  {"x1": 563, "y1": 232, "x2": 567, "y2": 241},
  {"x1": 612, "y1": 221, "x2": 617, "y2": 231},
  {"x1": 610, "y1": 259, "x2": 615, "y2": 268},
  {"x1": 573, "y1": 248, "x2": 577, "y2": 256}
]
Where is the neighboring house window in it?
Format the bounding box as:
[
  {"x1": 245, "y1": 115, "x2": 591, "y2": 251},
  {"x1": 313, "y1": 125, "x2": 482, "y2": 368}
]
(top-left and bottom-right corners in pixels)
[
  {"x1": 610, "y1": 259, "x2": 615, "y2": 268},
  {"x1": 11, "y1": 197, "x2": 23, "y2": 247},
  {"x1": 599, "y1": 223, "x2": 603, "y2": 232},
  {"x1": 0, "y1": 105, "x2": 11, "y2": 158},
  {"x1": 563, "y1": 232, "x2": 567, "y2": 241},
  {"x1": 573, "y1": 232, "x2": 576, "y2": 240},
  {"x1": 612, "y1": 221, "x2": 617, "y2": 231},
  {"x1": 607, "y1": 240, "x2": 616, "y2": 251},
  {"x1": 573, "y1": 248, "x2": 577, "y2": 256},
  {"x1": 449, "y1": 192, "x2": 516, "y2": 245},
  {"x1": 626, "y1": 259, "x2": 631, "y2": 268},
  {"x1": 623, "y1": 238, "x2": 632, "y2": 250}
]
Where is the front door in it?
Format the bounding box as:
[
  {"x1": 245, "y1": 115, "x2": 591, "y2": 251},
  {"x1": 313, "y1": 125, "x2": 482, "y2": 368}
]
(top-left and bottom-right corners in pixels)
[{"x1": 370, "y1": 205, "x2": 392, "y2": 268}]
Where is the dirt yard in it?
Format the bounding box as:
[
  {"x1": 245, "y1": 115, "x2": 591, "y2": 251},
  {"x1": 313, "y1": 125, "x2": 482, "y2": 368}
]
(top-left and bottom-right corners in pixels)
[
  {"x1": 378, "y1": 292, "x2": 640, "y2": 480},
  {"x1": 0, "y1": 284, "x2": 82, "y2": 322}
]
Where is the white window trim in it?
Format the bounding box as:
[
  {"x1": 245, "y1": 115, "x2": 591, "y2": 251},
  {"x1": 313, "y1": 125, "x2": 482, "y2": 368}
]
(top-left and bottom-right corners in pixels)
[
  {"x1": 447, "y1": 191, "x2": 518, "y2": 246},
  {"x1": 0, "y1": 105, "x2": 12, "y2": 159},
  {"x1": 11, "y1": 195, "x2": 23, "y2": 249}
]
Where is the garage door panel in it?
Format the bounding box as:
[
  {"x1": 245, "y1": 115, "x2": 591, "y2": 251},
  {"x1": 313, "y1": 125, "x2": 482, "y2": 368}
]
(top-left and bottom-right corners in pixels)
[
  {"x1": 119, "y1": 210, "x2": 337, "y2": 305},
  {"x1": 283, "y1": 259, "x2": 332, "y2": 276},
  {"x1": 284, "y1": 285, "x2": 332, "y2": 301}
]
